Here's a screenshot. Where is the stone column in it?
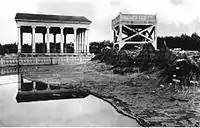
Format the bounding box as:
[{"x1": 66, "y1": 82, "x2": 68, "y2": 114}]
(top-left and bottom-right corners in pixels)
[
  {"x1": 47, "y1": 84, "x2": 50, "y2": 90},
  {"x1": 53, "y1": 33, "x2": 56, "y2": 53},
  {"x1": 81, "y1": 31, "x2": 84, "y2": 53},
  {"x1": 83, "y1": 31, "x2": 86, "y2": 53},
  {"x1": 33, "y1": 81, "x2": 36, "y2": 91},
  {"x1": 77, "y1": 33, "x2": 79, "y2": 53},
  {"x1": 86, "y1": 28, "x2": 90, "y2": 54},
  {"x1": 21, "y1": 30, "x2": 23, "y2": 53},
  {"x1": 64, "y1": 34, "x2": 67, "y2": 53},
  {"x1": 43, "y1": 33, "x2": 46, "y2": 53},
  {"x1": 46, "y1": 26, "x2": 50, "y2": 53},
  {"x1": 73, "y1": 27, "x2": 77, "y2": 53},
  {"x1": 17, "y1": 25, "x2": 21, "y2": 53},
  {"x1": 60, "y1": 27, "x2": 64, "y2": 53},
  {"x1": 31, "y1": 26, "x2": 36, "y2": 53},
  {"x1": 78, "y1": 33, "x2": 80, "y2": 53},
  {"x1": 76, "y1": 34, "x2": 78, "y2": 49},
  {"x1": 80, "y1": 32, "x2": 82, "y2": 53}
]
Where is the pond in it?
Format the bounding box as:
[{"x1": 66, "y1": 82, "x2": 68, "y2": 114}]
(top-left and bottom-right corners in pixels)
[{"x1": 0, "y1": 68, "x2": 139, "y2": 127}]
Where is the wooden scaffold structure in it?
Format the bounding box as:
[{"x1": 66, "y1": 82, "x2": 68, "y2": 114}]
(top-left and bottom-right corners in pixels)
[{"x1": 112, "y1": 12, "x2": 157, "y2": 50}]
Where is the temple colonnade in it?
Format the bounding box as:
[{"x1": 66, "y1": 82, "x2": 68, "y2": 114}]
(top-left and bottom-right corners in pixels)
[
  {"x1": 15, "y1": 13, "x2": 91, "y2": 54},
  {"x1": 17, "y1": 26, "x2": 89, "y2": 53}
]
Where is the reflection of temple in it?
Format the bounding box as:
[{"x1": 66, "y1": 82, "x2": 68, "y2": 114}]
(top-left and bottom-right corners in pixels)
[
  {"x1": 0, "y1": 66, "x2": 39, "y2": 76},
  {"x1": 16, "y1": 74, "x2": 89, "y2": 102}
]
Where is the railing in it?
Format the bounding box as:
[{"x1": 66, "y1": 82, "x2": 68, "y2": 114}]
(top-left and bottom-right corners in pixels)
[
  {"x1": 20, "y1": 52, "x2": 89, "y2": 57},
  {"x1": 112, "y1": 13, "x2": 157, "y2": 27},
  {"x1": 0, "y1": 54, "x2": 94, "y2": 67},
  {"x1": 120, "y1": 14, "x2": 156, "y2": 21}
]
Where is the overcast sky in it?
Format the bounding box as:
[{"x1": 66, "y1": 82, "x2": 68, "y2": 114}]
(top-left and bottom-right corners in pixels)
[{"x1": 0, "y1": 0, "x2": 200, "y2": 44}]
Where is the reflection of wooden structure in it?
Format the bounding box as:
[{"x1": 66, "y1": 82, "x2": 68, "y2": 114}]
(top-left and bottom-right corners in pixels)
[
  {"x1": 112, "y1": 12, "x2": 157, "y2": 50},
  {"x1": 16, "y1": 75, "x2": 88, "y2": 102}
]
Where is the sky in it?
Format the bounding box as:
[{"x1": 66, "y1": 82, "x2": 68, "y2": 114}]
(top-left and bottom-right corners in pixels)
[{"x1": 0, "y1": 0, "x2": 200, "y2": 44}]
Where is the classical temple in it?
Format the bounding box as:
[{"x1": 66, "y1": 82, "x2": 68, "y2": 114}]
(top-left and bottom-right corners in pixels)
[
  {"x1": 15, "y1": 13, "x2": 92, "y2": 54},
  {"x1": 112, "y1": 12, "x2": 157, "y2": 50}
]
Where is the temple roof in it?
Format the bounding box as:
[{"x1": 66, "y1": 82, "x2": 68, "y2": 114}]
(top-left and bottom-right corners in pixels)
[{"x1": 15, "y1": 13, "x2": 92, "y2": 24}]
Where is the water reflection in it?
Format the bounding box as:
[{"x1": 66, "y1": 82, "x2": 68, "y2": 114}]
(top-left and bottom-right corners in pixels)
[
  {"x1": 17, "y1": 74, "x2": 89, "y2": 103},
  {"x1": 0, "y1": 66, "x2": 139, "y2": 127}
]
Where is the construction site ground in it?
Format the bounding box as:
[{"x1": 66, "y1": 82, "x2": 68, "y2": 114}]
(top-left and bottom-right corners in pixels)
[{"x1": 22, "y1": 60, "x2": 200, "y2": 127}]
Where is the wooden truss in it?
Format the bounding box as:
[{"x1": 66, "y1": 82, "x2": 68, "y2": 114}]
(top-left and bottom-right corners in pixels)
[{"x1": 113, "y1": 24, "x2": 157, "y2": 50}]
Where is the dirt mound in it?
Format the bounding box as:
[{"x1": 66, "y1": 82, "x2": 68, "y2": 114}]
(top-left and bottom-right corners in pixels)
[
  {"x1": 91, "y1": 47, "x2": 119, "y2": 65},
  {"x1": 92, "y1": 43, "x2": 177, "y2": 71},
  {"x1": 92, "y1": 43, "x2": 200, "y2": 86}
]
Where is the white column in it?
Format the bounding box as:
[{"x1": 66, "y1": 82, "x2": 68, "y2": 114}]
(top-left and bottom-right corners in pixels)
[
  {"x1": 83, "y1": 31, "x2": 85, "y2": 53},
  {"x1": 33, "y1": 81, "x2": 36, "y2": 91},
  {"x1": 31, "y1": 26, "x2": 36, "y2": 53},
  {"x1": 60, "y1": 27, "x2": 64, "y2": 53},
  {"x1": 86, "y1": 28, "x2": 90, "y2": 54},
  {"x1": 46, "y1": 26, "x2": 50, "y2": 53},
  {"x1": 73, "y1": 27, "x2": 77, "y2": 53},
  {"x1": 17, "y1": 25, "x2": 21, "y2": 53},
  {"x1": 47, "y1": 84, "x2": 50, "y2": 90},
  {"x1": 76, "y1": 34, "x2": 78, "y2": 53},
  {"x1": 78, "y1": 33, "x2": 81, "y2": 53},
  {"x1": 53, "y1": 34, "x2": 56, "y2": 53},
  {"x1": 77, "y1": 33, "x2": 80, "y2": 53},
  {"x1": 80, "y1": 32, "x2": 83, "y2": 53},
  {"x1": 64, "y1": 34, "x2": 66, "y2": 53},
  {"x1": 43, "y1": 33, "x2": 46, "y2": 53}
]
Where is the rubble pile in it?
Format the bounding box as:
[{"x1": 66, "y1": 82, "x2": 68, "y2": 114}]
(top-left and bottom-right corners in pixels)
[{"x1": 92, "y1": 43, "x2": 200, "y2": 86}]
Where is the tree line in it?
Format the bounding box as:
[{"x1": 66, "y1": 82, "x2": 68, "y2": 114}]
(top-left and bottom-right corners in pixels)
[
  {"x1": 157, "y1": 33, "x2": 200, "y2": 50},
  {"x1": 90, "y1": 33, "x2": 200, "y2": 54},
  {"x1": 0, "y1": 42, "x2": 74, "y2": 55},
  {"x1": 1, "y1": 33, "x2": 200, "y2": 55}
]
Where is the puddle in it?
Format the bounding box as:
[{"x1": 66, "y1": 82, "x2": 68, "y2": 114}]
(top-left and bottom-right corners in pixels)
[{"x1": 0, "y1": 66, "x2": 139, "y2": 127}]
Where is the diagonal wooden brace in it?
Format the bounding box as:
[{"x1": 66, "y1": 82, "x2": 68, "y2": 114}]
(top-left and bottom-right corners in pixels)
[{"x1": 123, "y1": 25, "x2": 154, "y2": 42}]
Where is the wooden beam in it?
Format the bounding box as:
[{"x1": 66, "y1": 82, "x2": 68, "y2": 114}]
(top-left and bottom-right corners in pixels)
[
  {"x1": 122, "y1": 25, "x2": 138, "y2": 34},
  {"x1": 148, "y1": 26, "x2": 155, "y2": 39},
  {"x1": 113, "y1": 27, "x2": 119, "y2": 42},
  {"x1": 123, "y1": 25, "x2": 153, "y2": 42},
  {"x1": 138, "y1": 32, "x2": 154, "y2": 42}
]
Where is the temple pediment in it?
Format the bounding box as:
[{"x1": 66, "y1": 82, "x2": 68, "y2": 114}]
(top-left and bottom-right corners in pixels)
[{"x1": 15, "y1": 13, "x2": 92, "y2": 24}]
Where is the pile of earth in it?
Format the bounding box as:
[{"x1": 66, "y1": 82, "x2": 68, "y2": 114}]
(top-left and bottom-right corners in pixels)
[{"x1": 91, "y1": 43, "x2": 200, "y2": 86}]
